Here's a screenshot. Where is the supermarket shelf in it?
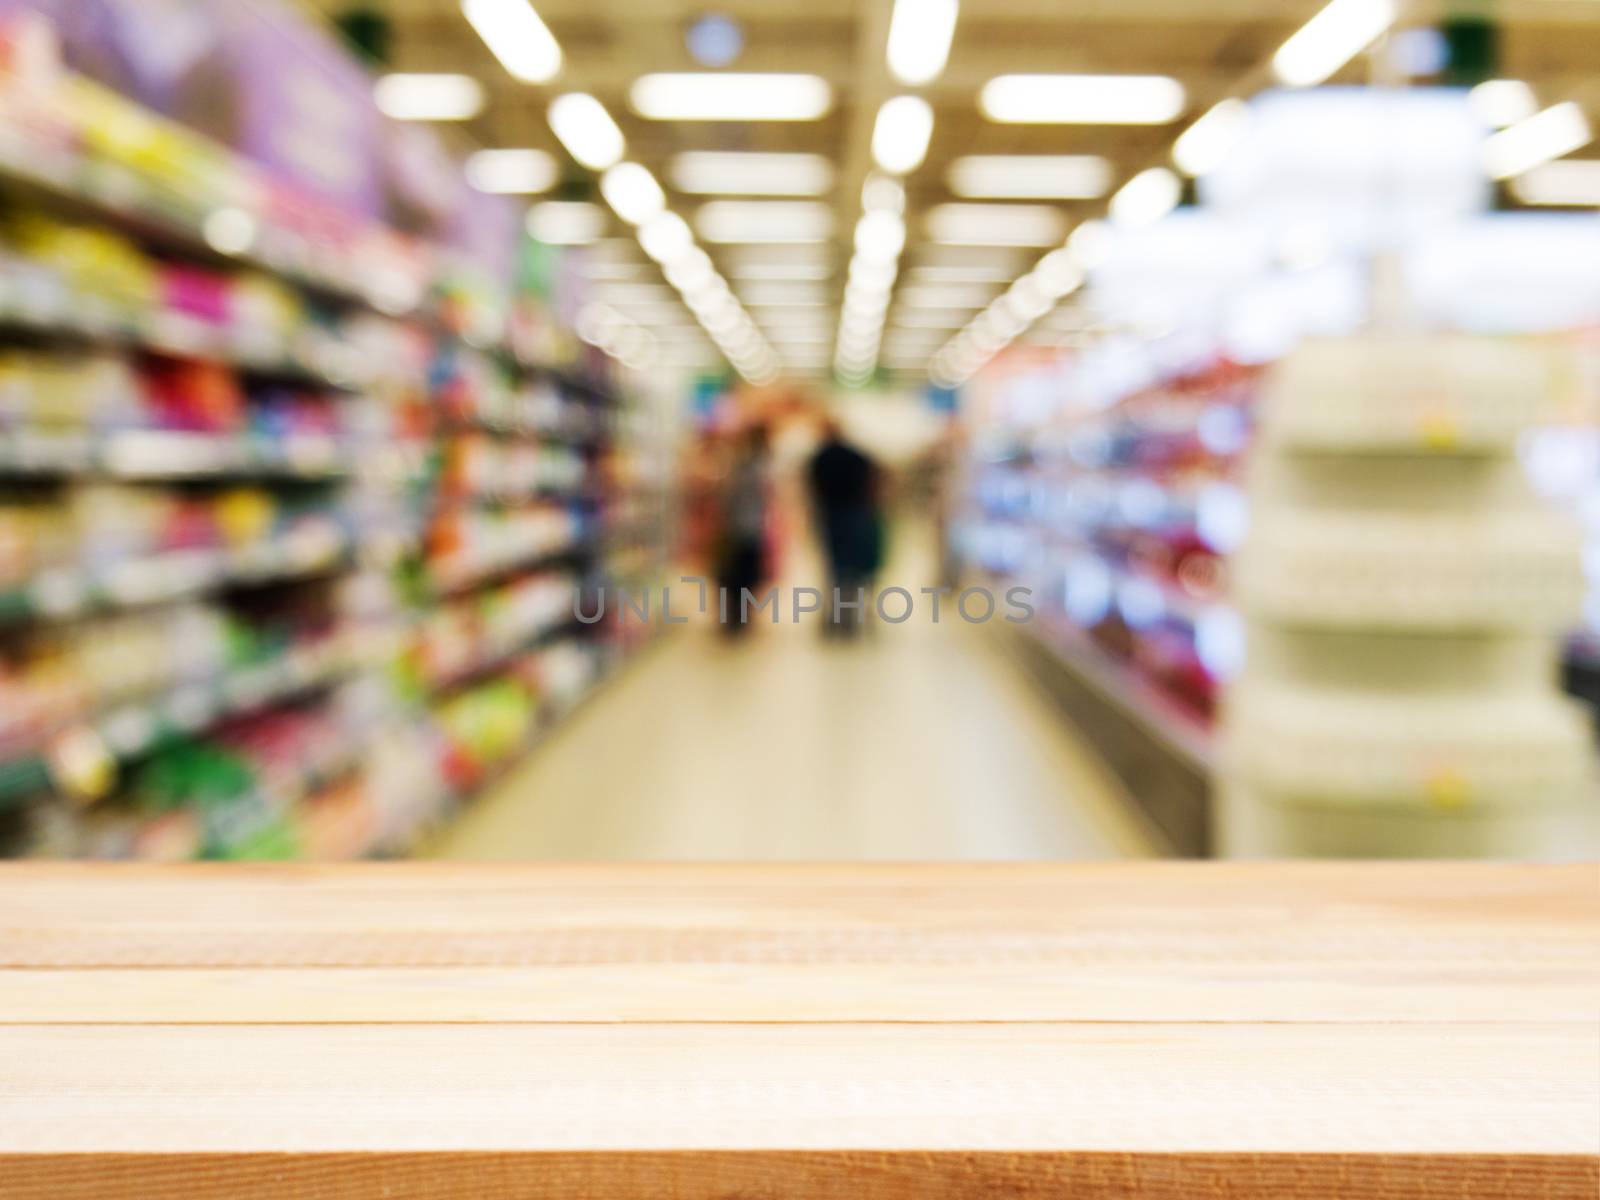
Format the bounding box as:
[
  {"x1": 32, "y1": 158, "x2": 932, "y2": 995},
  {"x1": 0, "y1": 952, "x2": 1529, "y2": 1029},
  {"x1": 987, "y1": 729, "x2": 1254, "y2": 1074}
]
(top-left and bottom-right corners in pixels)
[
  {"x1": 421, "y1": 617, "x2": 583, "y2": 699},
  {"x1": 405, "y1": 638, "x2": 649, "y2": 854},
  {"x1": 0, "y1": 294, "x2": 386, "y2": 394},
  {"x1": 0, "y1": 524, "x2": 348, "y2": 627},
  {"x1": 0, "y1": 650, "x2": 350, "y2": 809},
  {"x1": 0, "y1": 133, "x2": 417, "y2": 317},
  {"x1": 428, "y1": 540, "x2": 591, "y2": 599},
  {"x1": 1033, "y1": 617, "x2": 1214, "y2": 773},
  {"x1": 997, "y1": 619, "x2": 1213, "y2": 856},
  {"x1": 0, "y1": 429, "x2": 348, "y2": 480},
  {"x1": 443, "y1": 416, "x2": 604, "y2": 446}
]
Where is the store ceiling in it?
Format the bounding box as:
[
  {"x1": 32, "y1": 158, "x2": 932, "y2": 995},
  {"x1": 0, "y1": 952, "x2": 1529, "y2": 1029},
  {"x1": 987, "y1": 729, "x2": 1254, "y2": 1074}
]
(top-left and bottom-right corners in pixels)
[{"x1": 299, "y1": 0, "x2": 1600, "y2": 381}]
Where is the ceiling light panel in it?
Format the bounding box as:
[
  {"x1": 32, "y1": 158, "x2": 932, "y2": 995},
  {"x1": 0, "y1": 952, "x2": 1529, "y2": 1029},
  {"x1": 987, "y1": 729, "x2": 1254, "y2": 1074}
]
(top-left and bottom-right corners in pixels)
[
  {"x1": 527, "y1": 200, "x2": 605, "y2": 245},
  {"x1": 589, "y1": 283, "x2": 678, "y2": 304},
  {"x1": 891, "y1": 309, "x2": 975, "y2": 328},
  {"x1": 739, "y1": 283, "x2": 831, "y2": 306},
  {"x1": 601, "y1": 162, "x2": 666, "y2": 225},
  {"x1": 462, "y1": 0, "x2": 561, "y2": 84},
  {"x1": 465, "y1": 149, "x2": 556, "y2": 195},
  {"x1": 548, "y1": 94, "x2": 625, "y2": 170},
  {"x1": 1483, "y1": 102, "x2": 1593, "y2": 180},
  {"x1": 872, "y1": 96, "x2": 935, "y2": 175},
  {"x1": 1172, "y1": 100, "x2": 1251, "y2": 177},
  {"x1": 1509, "y1": 159, "x2": 1600, "y2": 206},
  {"x1": 1110, "y1": 168, "x2": 1182, "y2": 228},
  {"x1": 946, "y1": 155, "x2": 1111, "y2": 199},
  {"x1": 979, "y1": 74, "x2": 1186, "y2": 125},
  {"x1": 886, "y1": 0, "x2": 959, "y2": 86},
  {"x1": 1469, "y1": 80, "x2": 1538, "y2": 129},
  {"x1": 631, "y1": 74, "x2": 832, "y2": 121},
  {"x1": 730, "y1": 260, "x2": 833, "y2": 281},
  {"x1": 1272, "y1": 0, "x2": 1395, "y2": 88},
  {"x1": 374, "y1": 74, "x2": 484, "y2": 121},
  {"x1": 926, "y1": 203, "x2": 1067, "y2": 246},
  {"x1": 696, "y1": 201, "x2": 834, "y2": 243},
  {"x1": 906, "y1": 263, "x2": 1015, "y2": 283},
  {"x1": 671, "y1": 152, "x2": 834, "y2": 195}
]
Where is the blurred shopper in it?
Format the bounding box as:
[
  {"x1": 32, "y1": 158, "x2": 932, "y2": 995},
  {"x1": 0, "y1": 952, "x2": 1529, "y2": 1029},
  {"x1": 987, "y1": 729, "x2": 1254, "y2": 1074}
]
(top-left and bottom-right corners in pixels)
[
  {"x1": 716, "y1": 425, "x2": 772, "y2": 637},
  {"x1": 807, "y1": 418, "x2": 882, "y2": 639}
]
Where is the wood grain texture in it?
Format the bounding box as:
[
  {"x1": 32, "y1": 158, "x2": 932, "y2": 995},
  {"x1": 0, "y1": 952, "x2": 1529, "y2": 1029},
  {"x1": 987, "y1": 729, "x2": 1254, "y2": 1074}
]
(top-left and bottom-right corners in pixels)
[{"x1": 0, "y1": 862, "x2": 1595, "y2": 1198}]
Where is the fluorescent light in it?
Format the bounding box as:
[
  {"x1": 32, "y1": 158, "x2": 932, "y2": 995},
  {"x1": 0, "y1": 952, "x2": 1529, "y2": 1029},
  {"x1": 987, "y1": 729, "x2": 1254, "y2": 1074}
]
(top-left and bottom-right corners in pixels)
[
  {"x1": 1272, "y1": 0, "x2": 1395, "y2": 88},
  {"x1": 664, "y1": 247, "x2": 716, "y2": 289},
  {"x1": 1110, "y1": 168, "x2": 1181, "y2": 228},
  {"x1": 548, "y1": 93, "x2": 624, "y2": 170},
  {"x1": 1068, "y1": 219, "x2": 1112, "y2": 268},
  {"x1": 848, "y1": 258, "x2": 898, "y2": 291},
  {"x1": 854, "y1": 210, "x2": 907, "y2": 262},
  {"x1": 979, "y1": 74, "x2": 1185, "y2": 125},
  {"x1": 887, "y1": 0, "x2": 958, "y2": 85},
  {"x1": 739, "y1": 283, "x2": 830, "y2": 306},
  {"x1": 1484, "y1": 103, "x2": 1592, "y2": 180},
  {"x1": 861, "y1": 172, "x2": 906, "y2": 215},
  {"x1": 591, "y1": 283, "x2": 677, "y2": 306},
  {"x1": 872, "y1": 96, "x2": 935, "y2": 175},
  {"x1": 1510, "y1": 159, "x2": 1600, "y2": 206},
  {"x1": 730, "y1": 260, "x2": 831, "y2": 281},
  {"x1": 946, "y1": 155, "x2": 1110, "y2": 199},
  {"x1": 600, "y1": 162, "x2": 665, "y2": 225},
  {"x1": 1002, "y1": 276, "x2": 1050, "y2": 323},
  {"x1": 461, "y1": 0, "x2": 561, "y2": 84},
  {"x1": 637, "y1": 212, "x2": 694, "y2": 262},
  {"x1": 892, "y1": 321, "x2": 951, "y2": 342},
  {"x1": 465, "y1": 148, "x2": 557, "y2": 194},
  {"x1": 527, "y1": 200, "x2": 604, "y2": 244},
  {"x1": 1470, "y1": 80, "x2": 1538, "y2": 129},
  {"x1": 698, "y1": 200, "x2": 833, "y2": 243},
  {"x1": 374, "y1": 74, "x2": 484, "y2": 121},
  {"x1": 579, "y1": 260, "x2": 647, "y2": 280},
  {"x1": 1172, "y1": 99, "x2": 1250, "y2": 177},
  {"x1": 1030, "y1": 247, "x2": 1083, "y2": 299},
  {"x1": 631, "y1": 73, "x2": 831, "y2": 121},
  {"x1": 926, "y1": 203, "x2": 1066, "y2": 246},
  {"x1": 670, "y1": 152, "x2": 833, "y2": 195},
  {"x1": 607, "y1": 302, "x2": 692, "y2": 326},
  {"x1": 890, "y1": 309, "x2": 971, "y2": 328},
  {"x1": 905, "y1": 263, "x2": 1014, "y2": 283},
  {"x1": 896, "y1": 284, "x2": 994, "y2": 309}
]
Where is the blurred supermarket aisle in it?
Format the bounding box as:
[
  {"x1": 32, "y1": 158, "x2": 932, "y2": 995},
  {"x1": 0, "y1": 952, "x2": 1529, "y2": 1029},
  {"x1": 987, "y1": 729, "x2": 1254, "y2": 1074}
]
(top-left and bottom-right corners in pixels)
[{"x1": 431, "y1": 528, "x2": 1154, "y2": 861}]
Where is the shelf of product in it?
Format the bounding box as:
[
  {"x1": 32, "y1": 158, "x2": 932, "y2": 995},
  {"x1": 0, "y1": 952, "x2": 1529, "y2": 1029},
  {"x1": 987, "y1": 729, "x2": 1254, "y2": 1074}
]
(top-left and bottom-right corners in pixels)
[
  {"x1": 0, "y1": 593, "x2": 353, "y2": 805},
  {"x1": 0, "y1": 484, "x2": 347, "y2": 623},
  {"x1": 965, "y1": 355, "x2": 1260, "y2": 731},
  {"x1": 0, "y1": 20, "x2": 649, "y2": 860},
  {"x1": 0, "y1": 56, "x2": 430, "y2": 315}
]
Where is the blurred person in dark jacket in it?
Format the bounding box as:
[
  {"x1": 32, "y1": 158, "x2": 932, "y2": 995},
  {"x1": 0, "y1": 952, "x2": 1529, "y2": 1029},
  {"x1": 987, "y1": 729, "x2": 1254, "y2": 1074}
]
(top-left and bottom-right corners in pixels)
[
  {"x1": 716, "y1": 424, "x2": 772, "y2": 637},
  {"x1": 806, "y1": 417, "x2": 882, "y2": 639}
]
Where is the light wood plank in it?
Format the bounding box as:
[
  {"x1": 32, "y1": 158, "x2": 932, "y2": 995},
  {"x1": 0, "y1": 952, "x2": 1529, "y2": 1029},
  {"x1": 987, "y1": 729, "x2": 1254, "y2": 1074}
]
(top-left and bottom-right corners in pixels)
[
  {"x1": 0, "y1": 863, "x2": 1593, "y2": 1197},
  {"x1": 0, "y1": 1023, "x2": 1594, "y2": 1155},
  {"x1": 2, "y1": 962, "x2": 1596, "y2": 1023},
  {"x1": 2, "y1": 863, "x2": 1593, "y2": 969}
]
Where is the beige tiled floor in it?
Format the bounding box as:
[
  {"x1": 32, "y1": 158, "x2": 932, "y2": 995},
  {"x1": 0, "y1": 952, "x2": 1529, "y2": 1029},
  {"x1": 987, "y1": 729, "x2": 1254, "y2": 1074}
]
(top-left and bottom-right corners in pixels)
[{"x1": 429, "y1": 527, "x2": 1155, "y2": 861}]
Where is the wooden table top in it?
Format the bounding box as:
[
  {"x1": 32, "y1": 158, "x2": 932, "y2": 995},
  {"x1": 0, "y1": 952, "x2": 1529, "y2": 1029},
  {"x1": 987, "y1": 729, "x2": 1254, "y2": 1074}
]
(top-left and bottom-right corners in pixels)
[{"x1": 0, "y1": 861, "x2": 1595, "y2": 1198}]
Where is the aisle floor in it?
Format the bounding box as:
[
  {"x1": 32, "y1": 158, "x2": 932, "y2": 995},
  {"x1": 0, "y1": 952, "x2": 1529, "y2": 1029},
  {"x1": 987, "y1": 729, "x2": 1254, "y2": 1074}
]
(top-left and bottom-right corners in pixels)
[{"x1": 429, "y1": 534, "x2": 1156, "y2": 861}]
